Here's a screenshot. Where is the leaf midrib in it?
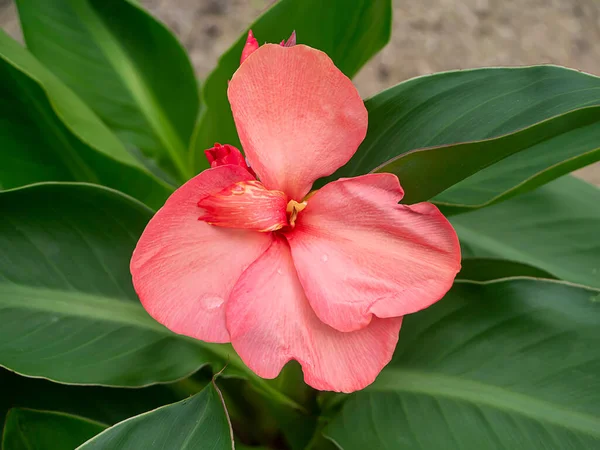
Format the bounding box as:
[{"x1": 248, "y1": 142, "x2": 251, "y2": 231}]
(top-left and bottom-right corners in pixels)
[
  {"x1": 67, "y1": 0, "x2": 191, "y2": 180},
  {"x1": 0, "y1": 283, "x2": 167, "y2": 334},
  {"x1": 369, "y1": 368, "x2": 600, "y2": 437}
]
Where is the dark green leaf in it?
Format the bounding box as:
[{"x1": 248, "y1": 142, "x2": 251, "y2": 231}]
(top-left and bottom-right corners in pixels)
[
  {"x1": 381, "y1": 106, "x2": 600, "y2": 207},
  {"x1": 16, "y1": 0, "x2": 199, "y2": 182},
  {"x1": 2, "y1": 409, "x2": 106, "y2": 450},
  {"x1": 78, "y1": 380, "x2": 233, "y2": 450},
  {"x1": 0, "y1": 30, "x2": 172, "y2": 209},
  {"x1": 329, "y1": 66, "x2": 600, "y2": 206},
  {"x1": 0, "y1": 368, "x2": 182, "y2": 431},
  {"x1": 190, "y1": 0, "x2": 391, "y2": 171},
  {"x1": 325, "y1": 278, "x2": 600, "y2": 449},
  {"x1": 457, "y1": 258, "x2": 557, "y2": 281},
  {"x1": 452, "y1": 176, "x2": 600, "y2": 288}
]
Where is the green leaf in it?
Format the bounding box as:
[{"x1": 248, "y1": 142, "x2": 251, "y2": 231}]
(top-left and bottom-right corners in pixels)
[
  {"x1": 0, "y1": 368, "x2": 182, "y2": 430},
  {"x1": 452, "y1": 176, "x2": 600, "y2": 289},
  {"x1": 0, "y1": 182, "x2": 218, "y2": 386},
  {"x1": 191, "y1": 0, "x2": 391, "y2": 172},
  {"x1": 329, "y1": 66, "x2": 600, "y2": 205},
  {"x1": 457, "y1": 258, "x2": 557, "y2": 282},
  {"x1": 381, "y1": 106, "x2": 600, "y2": 207},
  {"x1": 0, "y1": 30, "x2": 172, "y2": 209},
  {"x1": 77, "y1": 380, "x2": 233, "y2": 450},
  {"x1": 325, "y1": 278, "x2": 600, "y2": 449},
  {"x1": 0, "y1": 182, "x2": 305, "y2": 412},
  {"x1": 16, "y1": 0, "x2": 199, "y2": 182},
  {"x1": 2, "y1": 409, "x2": 106, "y2": 450}
]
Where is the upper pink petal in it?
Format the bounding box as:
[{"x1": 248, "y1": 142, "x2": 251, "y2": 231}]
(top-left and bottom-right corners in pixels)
[
  {"x1": 228, "y1": 44, "x2": 368, "y2": 201},
  {"x1": 286, "y1": 174, "x2": 461, "y2": 332},
  {"x1": 130, "y1": 165, "x2": 272, "y2": 343},
  {"x1": 226, "y1": 237, "x2": 402, "y2": 393}
]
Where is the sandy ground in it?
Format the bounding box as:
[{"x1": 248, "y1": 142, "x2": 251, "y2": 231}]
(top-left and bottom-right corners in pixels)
[{"x1": 2, "y1": 0, "x2": 599, "y2": 184}]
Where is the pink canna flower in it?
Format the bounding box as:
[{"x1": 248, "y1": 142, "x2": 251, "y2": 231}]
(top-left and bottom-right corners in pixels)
[{"x1": 131, "y1": 32, "x2": 461, "y2": 393}]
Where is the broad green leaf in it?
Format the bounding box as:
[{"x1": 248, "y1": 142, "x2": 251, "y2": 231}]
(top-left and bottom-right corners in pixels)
[
  {"x1": 0, "y1": 182, "x2": 304, "y2": 411},
  {"x1": 381, "y1": 106, "x2": 600, "y2": 206},
  {"x1": 452, "y1": 176, "x2": 600, "y2": 289},
  {"x1": 457, "y1": 258, "x2": 557, "y2": 281},
  {"x1": 330, "y1": 66, "x2": 600, "y2": 205},
  {"x1": 0, "y1": 30, "x2": 172, "y2": 209},
  {"x1": 16, "y1": 0, "x2": 198, "y2": 182},
  {"x1": 0, "y1": 368, "x2": 182, "y2": 430},
  {"x1": 78, "y1": 380, "x2": 233, "y2": 450},
  {"x1": 325, "y1": 278, "x2": 600, "y2": 449},
  {"x1": 191, "y1": 0, "x2": 392, "y2": 171},
  {"x1": 2, "y1": 409, "x2": 106, "y2": 450}
]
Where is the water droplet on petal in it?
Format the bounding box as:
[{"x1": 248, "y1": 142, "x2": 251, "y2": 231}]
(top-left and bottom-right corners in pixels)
[
  {"x1": 321, "y1": 254, "x2": 328, "y2": 262},
  {"x1": 277, "y1": 268, "x2": 283, "y2": 275},
  {"x1": 205, "y1": 296, "x2": 224, "y2": 310}
]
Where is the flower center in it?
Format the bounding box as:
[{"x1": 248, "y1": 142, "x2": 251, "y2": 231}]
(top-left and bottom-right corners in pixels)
[{"x1": 286, "y1": 199, "x2": 307, "y2": 228}]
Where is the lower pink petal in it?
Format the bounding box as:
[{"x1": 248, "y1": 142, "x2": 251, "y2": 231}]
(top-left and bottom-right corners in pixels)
[
  {"x1": 226, "y1": 237, "x2": 402, "y2": 393},
  {"x1": 287, "y1": 174, "x2": 461, "y2": 332},
  {"x1": 131, "y1": 165, "x2": 272, "y2": 343}
]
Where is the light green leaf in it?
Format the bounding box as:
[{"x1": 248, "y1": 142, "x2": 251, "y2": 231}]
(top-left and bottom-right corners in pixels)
[
  {"x1": 452, "y1": 176, "x2": 600, "y2": 288},
  {"x1": 2, "y1": 409, "x2": 106, "y2": 450},
  {"x1": 325, "y1": 278, "x2": 600, "y2": 449},
  {"x1": 191, "y1": 0, "x2": 391, "y2": 171},
  {"x1": 0, "y1": 30, "x2": 172, "y2": 209},
  {"x1": 328, "y1": 66, "x2": 600, "y2": 206},
  {"x1": 16, "y1": 0, "x2": 199, "y2": 182},
  {"x1": 77, "y1": 380, "x2": 233, "y2": 450}
]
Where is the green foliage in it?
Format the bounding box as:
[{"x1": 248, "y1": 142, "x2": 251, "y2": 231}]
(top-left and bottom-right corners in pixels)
[
  {"x1": 0, "y1": 30, "x2": 172, "y2": 209},
  {"x1": 2, "y1": 409, "x2": 106, "y2": 450},
  {"x1": 453, "y1": 176, "x2": 600, "y2": 289},
  {"x1": 77, "y1": 380, "x2": 233, "y2": 450},
  {"x1": 16, "y1": 0, "x2": 199, "y2": 183}
]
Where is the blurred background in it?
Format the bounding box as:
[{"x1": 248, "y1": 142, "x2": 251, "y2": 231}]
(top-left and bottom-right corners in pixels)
[{"x1": 2, "y1": 0, "x2": 599, "y2": 183}]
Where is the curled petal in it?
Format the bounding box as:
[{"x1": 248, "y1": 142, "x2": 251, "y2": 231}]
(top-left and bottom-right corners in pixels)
[
  {"x1": 228, "y1": 44, "x2": 367, "y2": 200},
  {"x1": 227, "y1": 237, "x2": 402, "y2": 392},
  {"x1": 205, "y1": 143, "x2": 256, "y2": 177},
  {"x1": 281, "y1": 30, "x2": 296, "y2": 47},
  {"x1": 198, "y1": 180, "x2": 288, "y2": 232},
  {"x1": 240, "y1": 29, "x2": 259, "y2": 64},
  {"x1": 286, "y1": 174, "x2": 461, "y2": 332},
  {"x1": 131, "y1": 165, "x2": 272, "y2": 343}
]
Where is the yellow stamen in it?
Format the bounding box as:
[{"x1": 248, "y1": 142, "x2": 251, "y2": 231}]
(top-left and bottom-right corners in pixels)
[{"x1": 286, "y1": 199, "x2": 307, "y2": 228}]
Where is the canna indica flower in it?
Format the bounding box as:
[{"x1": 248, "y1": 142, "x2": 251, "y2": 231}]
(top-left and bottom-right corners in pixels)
[{"x1": 131, "y1": 32, "x2": 461, "y2": 393}]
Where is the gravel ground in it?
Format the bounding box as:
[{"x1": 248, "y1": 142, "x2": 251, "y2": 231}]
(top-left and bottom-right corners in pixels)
[{"x1": 2, "y1": 0, "x2": 599, "y2": 184}]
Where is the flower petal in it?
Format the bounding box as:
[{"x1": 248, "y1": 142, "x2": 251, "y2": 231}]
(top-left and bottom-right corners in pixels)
[
  {"x1": 204, "y1": 143, "x2": 256, "y2": 177},
  {"x1": 286, "y1": 174, "x2": 461, "y2": 332},
  {"x1": 227, "y1": 237, "x2": 402, "y2": 392},
  {"x1": 228, "y1": 44, "x2": 367, "y2": 200},
  {"x1": 198, "y1": 180, "x2": 288, "y2": 232},
  {"x1": 240, "y1": 30, "x2": 259, "y2": 64},
  {"x1": 131, "y1": 165, "x2": 272, "y2": 343}
]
